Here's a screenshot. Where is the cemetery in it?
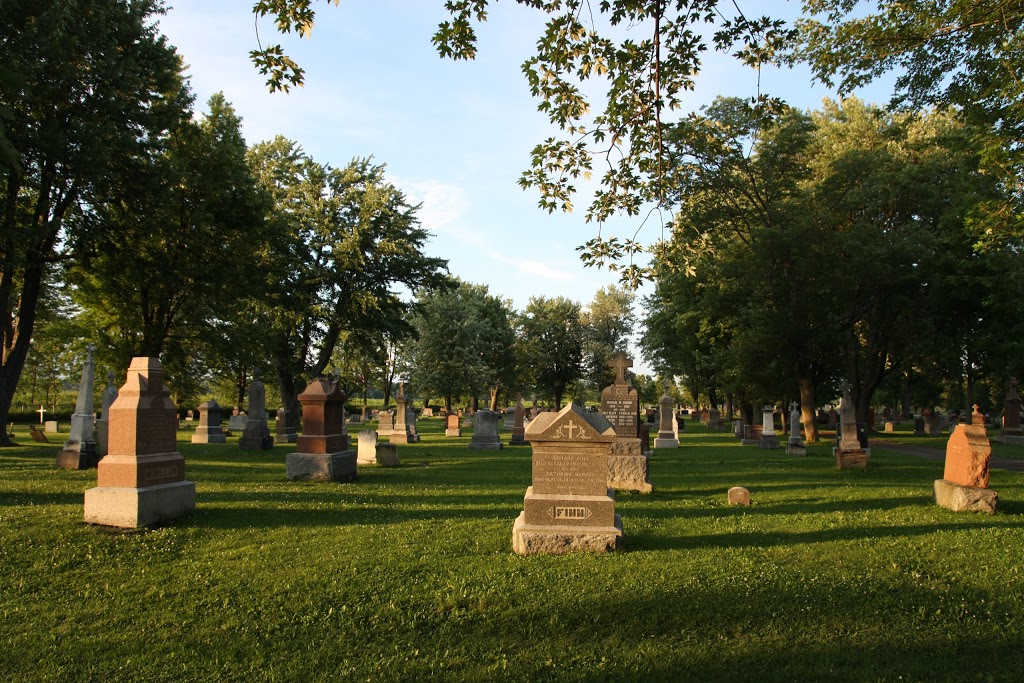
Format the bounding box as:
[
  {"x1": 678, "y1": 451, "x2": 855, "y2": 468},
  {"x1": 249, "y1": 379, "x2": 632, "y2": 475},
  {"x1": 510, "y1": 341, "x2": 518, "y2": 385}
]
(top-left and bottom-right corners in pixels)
[{"x1": 4, "y1": 0, "x2": 1024, "y2": 681}]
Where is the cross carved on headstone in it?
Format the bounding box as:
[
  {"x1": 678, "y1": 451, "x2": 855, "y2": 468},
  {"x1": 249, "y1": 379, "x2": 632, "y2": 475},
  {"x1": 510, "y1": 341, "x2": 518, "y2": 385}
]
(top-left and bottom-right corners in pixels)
[
  {"x1": 608, "y1": 351, "x2": 632, "y2": 385},
  {"x1": 663, "y1": 378, "x2": 672, "y2": 395}
]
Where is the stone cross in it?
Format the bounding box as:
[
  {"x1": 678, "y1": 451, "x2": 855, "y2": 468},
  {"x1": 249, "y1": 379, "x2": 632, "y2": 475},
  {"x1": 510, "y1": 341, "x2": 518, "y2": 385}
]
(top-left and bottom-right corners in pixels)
[
  {"x1": 608, "y1": 351, "x2": 632, "y2": 386},
  {"x1": 663, "y1": 378, "x2": 672, "y2": 395},
  {"x1": 38, "y1": 405, "x2": 45, "y2": 424}
]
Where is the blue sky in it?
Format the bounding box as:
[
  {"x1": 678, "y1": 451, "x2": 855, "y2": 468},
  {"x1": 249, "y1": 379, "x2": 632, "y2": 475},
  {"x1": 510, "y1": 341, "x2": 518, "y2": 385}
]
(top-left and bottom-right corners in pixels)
[{"x1": 157, "y1": 1, "x2": 892, "y2": 373}]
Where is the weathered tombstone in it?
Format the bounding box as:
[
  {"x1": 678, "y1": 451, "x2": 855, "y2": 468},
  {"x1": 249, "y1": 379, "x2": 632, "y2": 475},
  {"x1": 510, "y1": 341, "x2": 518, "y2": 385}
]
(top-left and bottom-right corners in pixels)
[
  {"x1": 503, "y1": 406, "x2": 516, "y2": 430},
  {"x1": 468, "y1": 410, "x2": 503, "y2": 450},
  {"x1": 239, "y1": 372, "x2": 273, "y2": 450},
  {"x1": 30, "y1": 428, "x2": 49, "y2": 443},
  {"x1": 445, "y1": 413, "x2": 462, "y2": 438},
  {"x1": 759, "y1": 405, "x2": 781, "y2": 449},
  {"x1": 509, "y1": 399, "x2": 528, "y2": 446},
  {"x1": 376, "y1": 443, "x2": 400, "y2": 467},
  {"x1": 600, "y1": 351, "x2": 650, "y2": 492},
  {"x1": 732, "y1": 419, "x2": 744, "y2": 440},
  {"x1": 421, "y1": 407, "x2": 433, "y2": 418},
  {"x1": 405, "y1": 404, "x2": 420, "y2": 443},
  {"x1": 786, "y1": 401, "x2": 806, "y2": 456},
  {"x1": 83, "y1": 357, "x2": 195, "y2": 528},
  {"x1": 727, "y1": 487, "x2": 751, "y2": 506},
  {"x1": 377, "y1": 410, "x2": 395, "y2": 437},
  {"x1": 1001, "y1": 379, "x2": 1024, "y2": 444},
  {"x1": 914, "y1": 415, "x2": 926, "y2": 436},
  {"x1": 827, "y1": 407, "x2": 837, "y2": 428},
  {"x1": 741, "y1": 424, "x2": 763, "y2": 446},
  {"x1": 654, "y1": 381, "x2": 678, "y2": 449},
  {"x1": 228, "y1": 406, "x2": 247, "y2": 432},
  {"x1": 707, "y1": 407, "x2": 721, "y2": 430},
  {"x1": 357, "y1": 430, "x2": 378, "y2": 465},
  {"x1": 391, "y1": 384, "x2": 414, "y2": 444},
  {"x1": 512, "y1": 403, "x2": 622, "y2": 555},
  {"x1": 924, "y1": 410, "x2": 942, "y2": 437},
  {"x1": 934, "y1": 405, "x2": 997, "y2": 513},
  {"x1": 883, "y1": 421, "x2": 895, "y2": 433},
  {"x1": 834, "y1": 383, "x2": 868, "y2": 469},
  {"x1": 272, "y1": 406, "x2": 297, "y2": 443},
  {"x1": 44, "y1": 420, "x2": 58, "y2": 433},
  {"x1": 461, "y1": 411, "x2": 473, "y2": 428},
  {"x1": 95, "y1": 371, "x2": 118, "y2": 457},
  {"x1": 285, "y1": 376, "x2": 357, "y2": 481},
  {"x1": 57, "y1": 344, "x2": 99, "y2": 470},
  {"x1": 190, "y1": 400, "x2": 226, "y2": 444}
]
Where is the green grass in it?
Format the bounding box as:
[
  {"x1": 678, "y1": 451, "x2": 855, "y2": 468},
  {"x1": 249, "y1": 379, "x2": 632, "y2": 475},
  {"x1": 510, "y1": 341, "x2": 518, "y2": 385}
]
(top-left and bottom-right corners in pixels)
[{"x1": 2, "y1": 420, "x2": 1023, "y2": 682}]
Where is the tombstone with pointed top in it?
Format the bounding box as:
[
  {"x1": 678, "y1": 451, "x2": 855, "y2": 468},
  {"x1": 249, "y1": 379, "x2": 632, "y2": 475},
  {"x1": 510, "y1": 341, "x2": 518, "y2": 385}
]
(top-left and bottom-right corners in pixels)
[
  {"x1": 600, "y1": 351, "x2": 650, "y2": 492},
  {"x1": 274, "y1": 406, "x2": 297, "y2": 443},
  {"x1": 510, "y1": 399, "x2": 528, "y2": 445},
  {"x1": 503, "y1": 406, "x2": 516, "y2": 430},
  {"x1": 468, "y1": 409, "x2": 503, "y2": 450},
  {"x1": 654, "y1": 381, "x2": 678, "y2": 449},
  {"x1": 191, "y1": 400, "x2": 226, "y2": 444},
  {"x1": 1001, "y1": 379, "x2": 1024, "y2": 444},
  {"x1": 935, "y1": 404, "x2": 997, "y2": 513},
  {"x1": 239, "y1": 372, "x2": 273, "y2": 450},
  {"x1": 285, "y1": 376, "x2": 357, "y2": 481},
  {"x1": 95, "y1": 370, "x2": 119, "y2": 458},
  {"x1": 786, "y1": 401, "x2": 806, "y2": 456},
  {"x1": 83, "y1": 357, "x2": 195, "y2": 528},
  {"x1": 759, "y1": 404, "x2": 781, "y2": 450},
  {"x1": 834, "y1": 384, "x2": 868, "y2": 469},
  {"x1": 391, "y1": 383, "x2": 415, "y2": 444},
  {"x1": 512, "y1": 402, "x2": 622, "y2": 555},
  {"x1": 57, "y1": 344, "x2": 99, "y2": 470}
]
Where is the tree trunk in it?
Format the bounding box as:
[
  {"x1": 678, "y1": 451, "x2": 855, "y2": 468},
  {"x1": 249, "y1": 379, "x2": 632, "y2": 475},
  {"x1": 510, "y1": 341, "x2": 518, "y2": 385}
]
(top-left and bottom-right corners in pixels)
[
  {"x1": 489, "y1": 385, "x2": 499, "y2": 411},
  {"x1": 0, "y1": 261, "x2": 46, "y2": 447},
  {"x1": 798, "y1": 376, "x2": 819, "y2": 443},
  {"x1": 900, "y1": 371, "x2": 913, "y2": 419},
  {"x1": 724, "y1": 393, "x2": 733, "y2": 421}
]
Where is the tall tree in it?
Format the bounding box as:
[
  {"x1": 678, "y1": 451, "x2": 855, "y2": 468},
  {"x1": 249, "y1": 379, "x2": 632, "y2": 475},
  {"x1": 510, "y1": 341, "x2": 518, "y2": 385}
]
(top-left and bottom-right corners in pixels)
[
  {"x1": 581, "y1": 285, "x2": 636, "y2": 393},
  {"x1": 0, "y1": 0, "x2": 189, "y2": 445},
  {"x1": 519, "y1": 295, "x2": 584, "y2": 408}
]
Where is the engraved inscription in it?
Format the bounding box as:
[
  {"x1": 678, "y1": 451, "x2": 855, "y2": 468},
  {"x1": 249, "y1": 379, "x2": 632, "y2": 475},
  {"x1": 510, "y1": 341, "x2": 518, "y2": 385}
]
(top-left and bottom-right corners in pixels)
[
  {"x1": 140, "y1": 463, "x2": 181, "y2": 486},
  {"x1": 554, "y1": 506, "x2": 590, "y2": 520},
  {"x1": 552, "y1": 419, "x2": 591, "y2": 440}
]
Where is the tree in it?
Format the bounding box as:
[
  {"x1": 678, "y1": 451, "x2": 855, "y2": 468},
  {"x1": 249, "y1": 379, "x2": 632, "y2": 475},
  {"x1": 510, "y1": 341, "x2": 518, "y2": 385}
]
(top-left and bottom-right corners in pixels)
[
  {"x1": 0, "y1": 0, "x2": 189, "y2": 445},
  {"x1": 407, "y1": 280, "x2": 517, "y2": 413},
  {"x1": 519, "y1": 296, "x2": 584, "y2": 408},
  {"x1": 794, "y1": 0, "x2": 1024, "y2": 240},
  {"x1": 581, "y1": 285, "x2": 635, "y2": 393},
  {"x1": 251, "y1": 1, "x2": 794, "y2": 285},
  {"x1": 248, "y1": 137, "x2": 449, "y2": 422}
]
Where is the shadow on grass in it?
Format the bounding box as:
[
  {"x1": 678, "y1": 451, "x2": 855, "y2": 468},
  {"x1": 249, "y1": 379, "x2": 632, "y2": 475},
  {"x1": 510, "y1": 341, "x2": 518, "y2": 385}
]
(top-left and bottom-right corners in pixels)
[
  {"x1": 0, "y1": 490, "x2": 83, "y2": 506},
  {"x1": 190, "y1": 501, "x2": 516, "y2": 528}
]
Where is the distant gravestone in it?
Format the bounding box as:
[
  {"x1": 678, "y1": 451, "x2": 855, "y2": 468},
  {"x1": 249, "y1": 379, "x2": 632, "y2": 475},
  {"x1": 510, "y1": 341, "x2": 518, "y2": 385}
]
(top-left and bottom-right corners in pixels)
[
  {"x1": 834, "y1": 383, "x2": 868, "y2": 469},
  {"x1": 914, "y1": 416, "x2": 926, "y2": 436},
  {"x1": 228, "y1": 406, "x2": 247, "y2": 432},
  {"x1": 285, "y1": 376, "x2": 357, "y2": 482},
  {"x1": 421, "y1": 407, "x2": 434, "y2": 418},
  {"x1": 44, "y1": 420, "x2": 58, "y2": 433},
  {"x1": 468, "y1": 410, "x2": 503, "y2": 450},
  {"x1": 240, "y1": 372, "x2": 273, "y2": 450},
  {"x1": 391, "y1": 384, "x2": 415, "y2": 444},
  {"x1": 95, "y1": 370, "x2": 118, "y2": 457},
  {"x1": 275, "y1": 406, "x2": 297, "y2": 444},
  {"x1": 600, "y1": 351, "x2": 650, "y2": 492},
  {"x1": 727, "y1": 487, "x2": 751, "y2": 506},
  {"x1": 509, "y1": 399, "x2": 528, "y2": 446},
  {"x1": 935, "y1": 405, "x2": 997, "y2": 513},
  {"x1": 191, "y1": 400, "x2": 226, "y2": 444},
  {"x1": 654, "y1": 381, "x2": 678, "y2": 449},
  {"x1": 377, "y1": 410, "x2": 395, "y2": 437},
  {"x1": 1001, "y1": 379, "x2": 1023, "y2": 444},
  {"x1": 741, "y1": 424, "x2": 762, "y2": 446},
  {"x1": 884, "y1": 421, "x2": 895, "y2": 433},
  {"x1": 503, "y1": 406, "x2": 515, "y2": 430},
  {"x1": 405, "y1": 404, "x2": 420, "y2": 443},
  {"x1": 29, "y1": 428, "x2": 49, "y2": 443},
  {"x1": 83, "y1": 357, "x2": 195, "y2": 528},
  {"x1": 512, "y1": 403, "x2": 622, "y2": 555},
  {"x1": 376, "y1": 443, "x2": 400, "y2": 467},
  {"x1": 759, "y1": 405, "x2": 781, "y2": 450},
  {"x1": 445, "y1": 413, "x2": 461, "y2": 438},
  {"x1": 57, "y1": 343, "x2": 99, "y2": 470},
  {"x1": 357, "y1": 430, "x2": 378, "y2": 465},
  {"x1": 786, "y1": 401, "x2": 806, "y2": 456},
  {"x1": 732, "y1": 419, "x2": 744, "y2": 440},
  {"x1": 924, "y1": 410, "x2": 942, "y2": 437}
]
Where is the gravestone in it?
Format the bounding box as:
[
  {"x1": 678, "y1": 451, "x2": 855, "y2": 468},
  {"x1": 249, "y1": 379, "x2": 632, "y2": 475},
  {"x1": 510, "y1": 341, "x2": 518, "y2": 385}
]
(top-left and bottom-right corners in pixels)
[
  {"x1": 405, "y1": 404, "x2": 420, "y2": 443},
  {"x1": 727, "y1": 487, "x2": 751, "y2": 506},
  {"x1": 44, "y1": 420, "x2": 58, "y2": 433},
  {"x1": 732, "y1": 419, "x2": 744, "y2": 440},
  {"x1": 827, "y1": 407, "x2": 837, "y2": 428},
  {"x1": 377, "y1": 410, "x2": 395, "y2": 437},
  {"x1": 834, "y1": 383, "x2": 868, "y2": 469},
  {"x1": 934, "y1": 405, "x2": 997, "y2": 513},
  {"x1": 509, "y1": 399, "x2": 528, "y2": 446},
  {"x1": 357, "y1": 430, "x2": 378, "y2": 465},
  {"x1": 30, "y1": 428, "x2": 48, "y2": 443},
  {"x1": 95, "y1": 371, "x2": 118, "y2": 457},
  {"x1": 83, "y1": 357, "x2": 195, "y2": 528},
  {"x1": 741, "y1": 424, "x2": 763, "y2": 446},
  {"x1": 707, "y1": 407, "x2": 721, "y2": 430},
  {"x1": 786, "y1": 401, "x2": 806, "y2": 456},
  {"x1": 924, "y1": 410, "x2": 942, "y2": 437},
  {"x1": 883, "y1": 421, "x2": 895, "y2": 433},
  {"x1": 638, "y1": 423, "x2": 652, "y2": 455},
  {"x1": 376, "y1": 443, "x2": 400, "y2": 467},
  {"x1": 421, "y1": 407, "x2": 434, "y2": 418},
  {"x1": 759, "y1": 405, "x2": 781, "y2": 449},
  {"x1": 191, "y1": 400, "x2": 226, "y2": 444},
  {"x1": 275, "y1": 406, "x2": 297, "y2": 444},
  {"x1": 504, "y1": 406, "x2": 516, "y2": 430},
  {"x1": 461, "y1": 411, "x2": 473, "y2": 428},
  {"x1": 654, "y1": 381, "x2": 678, "y2": 449},
  {"x1": 57, "y1": 344, "x2": 99, "y2": 470},
  {"x1": 285, "y1": 376, "x2": 357, "y2": 482},
  {"x1": 1001, "y1": 379, "x2": 1024, "y2": 444},
  {"x1": 445, "y1": 413, "x2": 461, "y2": 437},
  {"x1": 468, "y1": 410, "x2": 503, "y2": 450},
  {"x1": 239, "y1": 372, "x2": 273, "y2": 450},
  {"x1": 600, "y1": 351, "x2": 650, "y2": 492},
  {"x1": 228, "y1": 407, "x2": 247, "y2": 432},
  {"x1": 391, "y1": 384, "x2": 415, "y2": 444},
  {"x1": 914, "y1": 416, "x2": 926, "y2": 436},
  {"x1": 512, "y1": 403, "x2": 622, "y2": 555}
]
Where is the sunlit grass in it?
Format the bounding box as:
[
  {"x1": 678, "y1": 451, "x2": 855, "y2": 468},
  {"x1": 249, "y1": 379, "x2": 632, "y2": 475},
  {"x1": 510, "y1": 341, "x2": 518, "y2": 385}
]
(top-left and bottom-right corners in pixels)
[{"x1": 1, "y1": 420, "x2": 1022, "y2": 681}]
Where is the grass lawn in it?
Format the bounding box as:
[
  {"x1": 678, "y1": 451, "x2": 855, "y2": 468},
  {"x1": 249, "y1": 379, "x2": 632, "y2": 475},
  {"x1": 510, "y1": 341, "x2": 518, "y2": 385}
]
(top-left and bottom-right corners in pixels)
[{"x1": 2, "y1": 420, "x2": 1023, "y2": 682}]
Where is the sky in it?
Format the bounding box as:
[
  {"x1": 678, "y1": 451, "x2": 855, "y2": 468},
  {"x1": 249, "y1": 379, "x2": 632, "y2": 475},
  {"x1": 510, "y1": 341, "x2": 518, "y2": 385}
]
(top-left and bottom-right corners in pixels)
[{"x1": 157, "y1": 1, "x2": 893, "y2": 374}]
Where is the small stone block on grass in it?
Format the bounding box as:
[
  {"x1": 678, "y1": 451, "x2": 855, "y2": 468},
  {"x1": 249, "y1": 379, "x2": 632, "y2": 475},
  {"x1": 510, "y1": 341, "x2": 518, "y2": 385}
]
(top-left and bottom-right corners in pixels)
[
  {"x1": 376, "y1": 443, "x2": 400, "y2": 468},
  {"x1": 727, "y1": 487, "x2": 750, "y2": 506},
  {"x1": 835, "y1": 449, "x2": 868, "y2": 469},
  {"x1": 933, "y1": 478, "x2": 997, "y2": 514}
]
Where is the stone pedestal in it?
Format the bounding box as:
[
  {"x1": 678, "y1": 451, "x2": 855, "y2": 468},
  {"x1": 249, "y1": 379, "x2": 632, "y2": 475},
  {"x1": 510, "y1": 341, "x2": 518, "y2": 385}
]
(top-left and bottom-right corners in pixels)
[
  {"x1": 83, "y1": 357, "x2": 195, "y2": 528},
  {"x1": 274, "y1": 406, "x2": 297, "y2": 444},
  {"x1": 654, "y1": 387, "x2": 678, "y2": 449},
  {"x1": 741, "y1": 425, "x2": 762, "y2": 446},
  {"x1": 509, "y1": 400, "x2": 528, "y2": 445},
  {"x1": 57, "y1": 344, "x2": 99, "y2": 470},
  {"x1": 758, "y1": 404, "x2": 780, "y2": 449},
  {"x1": 834, "y1": 384, "x2": 868, "y2": 469},
  {"x1": 786, "y1": 402, "x2": 805, "y2": 455},
  {"x1": 285, "y1": 376, "x2": 356, "y2": 482},
  {"x1": 512, "y1": 403, "x2": 622, "y2": 555},
  {"x1": 390, "y1": 386, "x2": 415, "y2": 444},
  {"x1": 935, "y1": 420, "x2": 996, "y2": 512},
  {"x1": 468, "y1": 410, "x2": 503, "y2": 450},
  {"x1": 444, "y1": 413, "x2": 461, "y2": 438},
  {"x1": 191, "y1": 400, "x2": 226, "y2": 444},
  {"x1": 933, "y1": 478, "x2": 997, "y2": 513},
  {"x1": 607, "y1": 438, "x2": 652, "y2": 493}
]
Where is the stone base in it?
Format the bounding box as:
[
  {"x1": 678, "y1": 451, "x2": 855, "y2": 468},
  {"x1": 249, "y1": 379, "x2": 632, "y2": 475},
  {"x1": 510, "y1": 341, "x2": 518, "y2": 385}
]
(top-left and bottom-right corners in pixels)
[
  {"x1": 285, "y1": 451, "x2": 357, "y2": 482},
  {"x1": 654, "y1": 437, "x2": 678, "y2": 449},
  {"x1": 468, "y1": 439, "x2": 503, "y2": 450},
  {"x1": 834, "y1": 448, "x2": 868, "y2": 470},
  {"x1": 610, "y1": 438, "x2": 643, "y2": 457},
  {"x1": 376, "y1": 444, "x2": 400, "y2": 467},
  {"x1": 740, "y1": 438, "x2": 760, "y2": 446},
  {"x1": 239, "y1": 434, "x2": 273, "y2": 450},
  {"x1": 608, "y1": 454, "x2": 652, "y2": 493},
  {"x1": 933, "y1": 479, "x2": 997, "y2": 514},
  {"x1": 785, "y1": 444, "x2": 807, "y2": 456},
  {"x1": 84, "y1": 480, "x2": 196, "y2": 528},
  {"x1": 274, "y1": 433, "x2": 297, "y2": 444},
  {"x1": 445, "y1": 428, "x2": 461, "y2": 437},
  {"x1": 509, "y1": 434, "x2": 528, "y2": 446},
  {"x1": 56, "y1": 445, "x2": 98, "y2": 470},
  {"x1": 759, "y1": 435, "x2": 780, "y2": 449},
  {"x1": 512, "y1": 512, "x2": 622, "y2": 555},
  {"x1": 390, "y1": 432, "x2": 411, "y2": 444},
  {"x1": 191, "y1": 433, "x2": 226, "y2": 444},
  {"x1": 999, "y1": 434, "x2": 1024, "y2": 446}
]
